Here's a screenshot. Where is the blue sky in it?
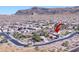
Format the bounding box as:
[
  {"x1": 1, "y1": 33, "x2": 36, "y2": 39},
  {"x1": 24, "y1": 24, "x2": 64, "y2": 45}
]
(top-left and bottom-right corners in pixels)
[{"x1": 0, "y1": 6, "x2": 72, "y2": 15}]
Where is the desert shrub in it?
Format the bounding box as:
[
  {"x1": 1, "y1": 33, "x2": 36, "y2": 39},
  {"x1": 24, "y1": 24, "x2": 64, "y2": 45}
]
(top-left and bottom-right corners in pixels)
[
  {"x1": 64, "y1": 31, "x2": 70, "y2": 35},
  {"x1": 1, "y1": 39, "x2": 8, "y2": 43},
  {"x1": 76, "y1": 25, "x2": 79, "y2": 31},
  {"x1": 63, "y1": 48, "x2": 68, "y2": 51},
  {"x1": 44, "y1": 32, "x2": 49, "y2": 37},
  {"x1": 57, "y1": 48, "x2": 63, "y2": 52},
  {"x1": 61, "y1": 41, "x2": 69, "y2": 47},
  {"x1": 13, "y1": 32, "x2": 26, "y2": 39},
  {"x1": 34, "y1": 46, "x2": 39, "y2": 51},
  {"x1": 32, "y1": 32, "x2": 42, "y2": 42}
]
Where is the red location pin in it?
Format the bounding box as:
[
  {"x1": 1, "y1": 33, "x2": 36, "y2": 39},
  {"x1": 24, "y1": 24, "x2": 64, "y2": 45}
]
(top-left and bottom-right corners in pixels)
[{"x1": 55, "y1": 20, "x2": 62, "y2": 33}]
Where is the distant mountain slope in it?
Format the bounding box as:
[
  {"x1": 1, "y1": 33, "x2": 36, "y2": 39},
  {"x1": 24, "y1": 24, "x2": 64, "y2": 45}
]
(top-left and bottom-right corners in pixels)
[{"x1": 15, "y1": 6, "x2": 79, "y2": 15}]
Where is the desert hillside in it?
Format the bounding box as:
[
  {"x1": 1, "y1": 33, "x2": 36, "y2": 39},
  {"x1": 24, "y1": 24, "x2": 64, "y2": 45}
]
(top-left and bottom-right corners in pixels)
[
  {"x1": 15, "y1": 6, "x2": 79, "y2": 15},
  {"x1": 0, "y1": 6, "x2": 79, "y2": 25}
]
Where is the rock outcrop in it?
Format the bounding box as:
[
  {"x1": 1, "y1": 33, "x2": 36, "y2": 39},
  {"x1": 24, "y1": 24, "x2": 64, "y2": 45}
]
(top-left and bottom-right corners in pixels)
[{"x1": 15, "y1": 6, "x2": 79, "y2": 15}]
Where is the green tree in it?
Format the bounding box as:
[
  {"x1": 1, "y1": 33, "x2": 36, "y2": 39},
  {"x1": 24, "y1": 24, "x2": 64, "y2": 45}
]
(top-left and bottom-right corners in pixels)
[
  {"x1": 77, "y1": 25, "x2": 79, "y2": 31},
  {"x1": 32, "y1": 33, "x2": 42, "y2": 42},
  {"x1": 13, "y1": 32, "x2": 26, "y2": 40}
]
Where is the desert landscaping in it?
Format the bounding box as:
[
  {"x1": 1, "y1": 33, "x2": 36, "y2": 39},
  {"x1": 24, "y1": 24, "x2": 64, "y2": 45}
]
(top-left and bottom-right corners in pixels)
[{"x1": 0, "y1": 6, "x2": 79, "y2": 52}]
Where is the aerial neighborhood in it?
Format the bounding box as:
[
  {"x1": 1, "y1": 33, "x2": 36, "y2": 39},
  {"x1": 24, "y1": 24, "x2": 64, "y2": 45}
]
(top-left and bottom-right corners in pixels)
[{"x1": 0, "y1": 6, "x2": 79, "y2": 52}]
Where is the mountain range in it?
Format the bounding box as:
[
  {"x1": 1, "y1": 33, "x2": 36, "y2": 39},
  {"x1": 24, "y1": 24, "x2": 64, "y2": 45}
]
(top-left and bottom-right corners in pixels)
[{"x1": 15, "y1": 6, "x2": 79, "y2": 15}]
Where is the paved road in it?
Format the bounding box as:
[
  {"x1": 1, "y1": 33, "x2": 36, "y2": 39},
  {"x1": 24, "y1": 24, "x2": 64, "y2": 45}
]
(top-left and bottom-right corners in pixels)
[
  {"x1": 69, "y1": 46, "x2": 79, "y2": 52},
  {"x1": 72, "y1": 48, "x2": 79, "y2": 52},
  {"x1": 0, "y1": 32, "x2": 28, "y2": 47},
  {"x1": 33, "y1": 32, "x2": 79, "y2": 46},
  {"x1": 0, "y1": 32, "x2": 79, "y2": 47}
]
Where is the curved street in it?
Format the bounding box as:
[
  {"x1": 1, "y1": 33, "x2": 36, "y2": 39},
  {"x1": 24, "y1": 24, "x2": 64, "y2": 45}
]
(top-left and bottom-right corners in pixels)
[{"x1": 0, "y1": 32, "x2": 79, "y2": 47}]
